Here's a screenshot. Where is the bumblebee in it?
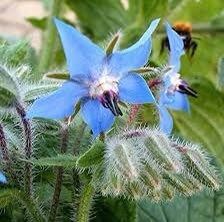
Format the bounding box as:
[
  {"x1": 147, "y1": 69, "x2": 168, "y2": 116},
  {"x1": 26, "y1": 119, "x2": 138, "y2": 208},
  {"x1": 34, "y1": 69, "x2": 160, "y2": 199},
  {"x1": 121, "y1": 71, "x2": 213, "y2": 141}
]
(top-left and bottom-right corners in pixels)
[{"x1": 160, "y1": 21, "x2": 198, "y2": 58}]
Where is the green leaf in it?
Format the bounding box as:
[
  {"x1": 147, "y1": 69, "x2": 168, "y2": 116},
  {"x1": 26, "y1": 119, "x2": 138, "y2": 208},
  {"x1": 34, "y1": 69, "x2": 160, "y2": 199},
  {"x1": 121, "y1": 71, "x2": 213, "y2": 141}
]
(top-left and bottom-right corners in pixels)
[
  {"x1": 217, "y1": 57, "x2": 224, "y2": 90},
  {"x1": 168, "y1": 0, "x2": 186, "y2": 11},
  {"x1": 23, "y1": 81, "x2": 59, "y2": 102},
  {"x1": 17, "y1": 191, "x2": 46, "y2": 222},
  {"x1": 0, "y1": 66, "x2": 19, "y2": 107},
  {"x1": 0, "y1": 41, "x2": 34, "y2": 66},
  {"x1": 30, "y1": 154, "x2": 77, "y2": 168},
  {"x1": 0, "y1": 188, "x2": 18, "y2": 208},
  {"x1": 137, "y1": 188, "x2": 224, "y2": 222},
  {"x1": 172, "y1": 78, "x2": 224, "y2": 165},
  {"x1": 76, "y1": 141, "x2": 105, "y2": 168},
  {"x1": 168, "y1": 0, "x2": 224, "y2": 22},
  {"x1": 26, "y1": 17, "x2": 47, "y2": 30},
  {"x1": 121, "y1": 0, "x2": 167, "y2": 47},
  {"x1": 66, "y1": 0, "x2": 126, "y2": 42},
  {"x1": 127, "y1": 0, "x2": 168, "y2": 26},
  {"x1": 0, "y1": 188, "x2": 45, "y2": 221},
  {"x1": 93, "y1": 197, "x2": 136, "y2": 222}
]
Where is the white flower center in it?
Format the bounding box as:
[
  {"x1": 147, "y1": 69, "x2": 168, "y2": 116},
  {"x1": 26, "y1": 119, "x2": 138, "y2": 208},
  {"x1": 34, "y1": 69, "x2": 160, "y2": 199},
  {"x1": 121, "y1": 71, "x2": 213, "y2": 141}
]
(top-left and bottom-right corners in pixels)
[
  {"x1": 167, "y1": 73, "x2": 182, "y2": 93},
  {"x1": 89, "y1": 75, "x2": 119, "y2": 98}
]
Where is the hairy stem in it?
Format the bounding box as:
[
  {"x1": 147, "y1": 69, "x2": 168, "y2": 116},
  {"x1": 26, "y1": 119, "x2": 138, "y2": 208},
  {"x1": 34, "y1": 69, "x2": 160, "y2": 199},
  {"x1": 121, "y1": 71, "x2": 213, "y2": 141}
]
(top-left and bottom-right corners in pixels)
[
  {"x1": 15, "y1": 102, "x2": 33, "y2": 196},
  {"x1": 72, "y1": 123, "x2": 86, "y2": 221},
  {"x1": 48, "y1": 123, "x2": 69, "y2": 222},
  {"x1": 18, "y1": 190, "x2": 46, "y2": 222},
  {"x1": 99, "y1": 132, "x2": 105, "y2": 142},
  {"x1": 37, "y1": 0, "x2": 63, "y2": 77},
  {"x1": 0, "y1": 124, "x2": 14, "y2": 179},
  {"x1": 0, "y1": 124, "x2": 10, "y2": 163},
  {"x1": 77, "y1": 183, "x2": 94, "y2": 222},
  {"x1": 127, "y1": 105, "x2": 140, "y2": 125},
  {"x1": 127, "y1": 78, "x2": 162, "y2": 125}
]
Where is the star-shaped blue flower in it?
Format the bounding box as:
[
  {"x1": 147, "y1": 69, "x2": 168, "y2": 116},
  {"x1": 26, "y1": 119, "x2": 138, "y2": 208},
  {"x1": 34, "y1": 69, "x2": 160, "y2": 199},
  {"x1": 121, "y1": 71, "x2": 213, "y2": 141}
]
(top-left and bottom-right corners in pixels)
[
  {"x1": 158, "y1": 22, "x2": 196, "y2": 135},
  {"x1": 27, "y1": 18, "x2": 160, "y2": 136}
]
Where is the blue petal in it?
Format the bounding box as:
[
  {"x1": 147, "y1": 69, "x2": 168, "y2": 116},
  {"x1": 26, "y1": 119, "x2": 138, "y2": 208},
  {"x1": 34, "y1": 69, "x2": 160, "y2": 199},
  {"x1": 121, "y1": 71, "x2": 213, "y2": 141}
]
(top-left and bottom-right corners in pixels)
[
  {"x1": 118, "y1": 73, "x2": 155, "y2": 104},
  {"x1": 0, "y1": 171, "x2": 7, "y2": 183},
  {"x1": 166, "y1": 22, "x2": 184, "y2": 72},
  {"x1": 165, "y1": 91, "x2": 190, "y2": 112},
  {"x1": 108, "y1": 19, "x2": 160, "y2": 75},
  {"x1": 27, "y1": 81, "x2": 87, "y2": 120},
  {"x1": 81, "y1": 99, "x2": 115, "y2": 137},
  {"x1": 54, "y1": 18, "x2": 105, "y2": 80},
  {"x1": 158, "y1": 105, "x2": 173, "y2": 135}
]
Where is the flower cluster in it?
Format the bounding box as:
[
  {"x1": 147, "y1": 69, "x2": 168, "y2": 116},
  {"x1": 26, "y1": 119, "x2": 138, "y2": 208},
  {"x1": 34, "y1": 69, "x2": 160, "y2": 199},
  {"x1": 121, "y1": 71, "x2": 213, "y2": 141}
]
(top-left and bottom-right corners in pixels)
[{"x1": 26, "y1": 18, "x2": 199, "y2": 137}]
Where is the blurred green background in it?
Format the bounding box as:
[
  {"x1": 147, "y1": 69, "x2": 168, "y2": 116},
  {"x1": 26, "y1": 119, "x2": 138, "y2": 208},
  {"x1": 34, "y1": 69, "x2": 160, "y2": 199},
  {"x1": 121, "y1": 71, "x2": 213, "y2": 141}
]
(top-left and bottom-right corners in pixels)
[{"x1": 1, "y1": 0, "x2": 224, "y2": 221}]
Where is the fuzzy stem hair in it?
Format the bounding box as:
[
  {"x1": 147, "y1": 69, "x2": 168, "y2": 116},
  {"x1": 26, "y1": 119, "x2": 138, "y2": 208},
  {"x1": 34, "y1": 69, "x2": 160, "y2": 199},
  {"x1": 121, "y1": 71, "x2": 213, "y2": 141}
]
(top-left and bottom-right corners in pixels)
[
  {"x1": 77, "y1": 183, "x2": 94, "y2": 222},
  {"x1": 15, "y1": 102, "x2": 33, "y2": 196},
  {"x1": 0, "y1": 123, "x2": 15, "y2": 180},
  {"x1": 72, "y1": 122, "x2": 86, "y2": 221},
  {"x1": 48, "y1": 122, "x2": 69, "y2": 222}
]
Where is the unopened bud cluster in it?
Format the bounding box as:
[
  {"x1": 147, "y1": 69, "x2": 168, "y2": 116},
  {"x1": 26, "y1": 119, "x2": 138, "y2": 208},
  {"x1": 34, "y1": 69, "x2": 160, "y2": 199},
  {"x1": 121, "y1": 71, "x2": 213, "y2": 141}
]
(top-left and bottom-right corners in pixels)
[{"x1": 98, "y1": 127, "x2": 221, "y2": 201}]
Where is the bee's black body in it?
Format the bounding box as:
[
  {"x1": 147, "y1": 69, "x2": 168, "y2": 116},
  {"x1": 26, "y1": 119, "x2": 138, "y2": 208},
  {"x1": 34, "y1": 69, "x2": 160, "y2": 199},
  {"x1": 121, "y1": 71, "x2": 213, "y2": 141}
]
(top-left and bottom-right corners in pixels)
[{"x1": 161, "y1": 22, "x2": 198, "y2": 58}]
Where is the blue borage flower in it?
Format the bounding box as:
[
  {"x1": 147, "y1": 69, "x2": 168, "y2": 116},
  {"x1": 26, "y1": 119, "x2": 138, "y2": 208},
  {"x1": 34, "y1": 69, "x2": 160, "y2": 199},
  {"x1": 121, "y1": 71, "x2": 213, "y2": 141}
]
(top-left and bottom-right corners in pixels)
[
  {"x1": 0, "y1": 171, "x2": 7, "y2": 184},
  {"x1": 158, "y1": 22, "x2": 197, "y2": 135},
  {"x1": 27, "y1": 18, "x2": 160, "y2": 136}
]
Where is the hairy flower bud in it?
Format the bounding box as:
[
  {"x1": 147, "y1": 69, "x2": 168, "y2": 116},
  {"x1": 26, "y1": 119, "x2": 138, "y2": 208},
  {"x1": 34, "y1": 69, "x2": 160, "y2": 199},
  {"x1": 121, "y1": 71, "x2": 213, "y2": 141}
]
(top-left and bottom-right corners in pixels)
[{"x1": 98, "y1": 127, "x2": 221, "y2": 201}]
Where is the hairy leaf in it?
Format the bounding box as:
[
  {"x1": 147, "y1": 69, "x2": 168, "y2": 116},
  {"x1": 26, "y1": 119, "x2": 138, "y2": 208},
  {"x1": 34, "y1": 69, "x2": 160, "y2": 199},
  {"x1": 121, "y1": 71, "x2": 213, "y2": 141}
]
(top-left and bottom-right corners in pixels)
[
  {"x1": 0, "y1": 66, "x2": 19, "y2": 107},
  {"x1": 23, "y1": 81, "x2": 59, "y2": 102},
  {"x1": 0, "y1": 188, "x2": 18, "y2": 208},
  {"x1": 137, "y1": 188, "x2": 224, "y2": 222},
  {"x1": 76, "y1": 141, "x2": 105, "y2": 168},
  {"x1": 30, "y1": 154, "x2": 77, "y2": 168}
]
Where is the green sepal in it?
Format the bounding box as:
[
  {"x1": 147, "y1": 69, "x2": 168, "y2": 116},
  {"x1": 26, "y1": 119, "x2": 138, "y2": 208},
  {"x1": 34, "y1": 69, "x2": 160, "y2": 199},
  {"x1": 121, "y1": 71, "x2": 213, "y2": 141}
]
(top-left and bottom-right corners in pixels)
[
  {"x1": 106, "y1": 32, "x2": 120, "y2": 55},
  {"x1": 44, "y1": 71, "x2": 70, "y2": 80},
  {"x1": 130, "y1": 67, "x2": 155, "y2": 74}
]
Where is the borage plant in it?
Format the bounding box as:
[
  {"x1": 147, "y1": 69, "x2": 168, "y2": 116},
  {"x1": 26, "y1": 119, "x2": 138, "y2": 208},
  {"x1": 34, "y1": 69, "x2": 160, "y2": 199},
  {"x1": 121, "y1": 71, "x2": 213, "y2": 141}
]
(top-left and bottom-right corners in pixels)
[{"x1": 0, "y1": 17, "x2": 221, "y2": 222}]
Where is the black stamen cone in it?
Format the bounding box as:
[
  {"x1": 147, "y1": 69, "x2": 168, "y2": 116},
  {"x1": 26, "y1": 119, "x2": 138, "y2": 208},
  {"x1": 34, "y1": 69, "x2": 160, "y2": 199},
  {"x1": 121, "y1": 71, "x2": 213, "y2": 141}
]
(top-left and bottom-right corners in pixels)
[
  {"x1": 101, "y1": 91, "x2": 123, "y2": 116},
  {"x1": 178, "y1": 84, "x2": 198, "y2": 98}
]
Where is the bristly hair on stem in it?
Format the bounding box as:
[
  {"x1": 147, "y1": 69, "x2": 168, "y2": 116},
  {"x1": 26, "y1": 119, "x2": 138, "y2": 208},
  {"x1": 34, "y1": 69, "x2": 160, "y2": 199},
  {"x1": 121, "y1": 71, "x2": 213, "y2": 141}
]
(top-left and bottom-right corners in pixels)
[
  {"x1": 0, "y1": 124, "x2": 10, "y2": 163},
  {"x1": 77, "y1": 183, "x2": 95, "y2": 222},
  {"x1": 72, "y1": 122, "x2": 86, "y2": 221},
  {"x1": 15, "y1": 101, "x2": 33, "y2": 196},
  {"x1": 0, "y1": 123, "x2": 15, "y2": 180},
  {"x1": 127, "y1": 105, "x2": 140, "y2": 125},
  {"x1": 127, "y1": 77, "x2": 163, "y2": 125},
  {"x1": 48, "y1": 121, "x2": 69, "y2": 222}
]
